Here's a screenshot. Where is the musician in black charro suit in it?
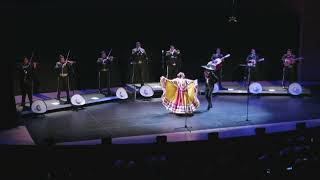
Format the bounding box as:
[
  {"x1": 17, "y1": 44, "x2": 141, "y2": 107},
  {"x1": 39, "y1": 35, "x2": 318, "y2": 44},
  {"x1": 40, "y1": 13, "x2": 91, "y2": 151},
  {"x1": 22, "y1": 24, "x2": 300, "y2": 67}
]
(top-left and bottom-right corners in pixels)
[
  {"x1": 54, "y1": 55, "x2": 75, "y2": 104},
  {"x1": 203, "y1": 65, "x2": 218, "y2": 110},
  {"x1": 245, "y1": 49, "x2": 260, "y2": 83},
  {"x1": 97, "y1": 50, "x2": 113, "y2": 95},
  {"x1": 131, "y1": 42, "x2": 148, "y2": 86},
  {"x1": 17, "y1": 57, "x2": 37, "y2": 110},
  {"x1": 210, "y1": 48, "x2": 226, "y2": 90},
  {"x1": 281, "y1": 49, "x2": 297, "y2": 88},
  {"x1": 165, "y1": 45, "x2": 181, "y2": 79}
]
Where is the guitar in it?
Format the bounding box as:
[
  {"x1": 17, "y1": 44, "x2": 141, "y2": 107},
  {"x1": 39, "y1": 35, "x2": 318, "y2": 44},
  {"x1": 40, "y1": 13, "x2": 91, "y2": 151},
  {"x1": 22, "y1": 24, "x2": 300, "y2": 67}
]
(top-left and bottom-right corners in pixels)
[
  {"x1": 207, "y1": 54, "x2": 231, "y2": 70},
  {"x1": 247, "y1": 58, "x2": 264, "y2": 67},
  {"x1": 283, "y1": 57, "x2": 303, "y2": 67}
]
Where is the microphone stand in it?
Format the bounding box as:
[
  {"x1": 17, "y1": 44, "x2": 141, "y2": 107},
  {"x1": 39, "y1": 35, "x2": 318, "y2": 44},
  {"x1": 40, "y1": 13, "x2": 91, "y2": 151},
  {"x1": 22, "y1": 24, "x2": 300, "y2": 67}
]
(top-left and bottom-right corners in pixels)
[
  {"x1": 246, "y1": 64, "x2": 252, "y2": 121},
  {"x1": 282, "y1": 67, "x2": 286, "y2": 88},
  {"x1": 174, "y1": 82, "x2": 192, "y2": 133},
  {"x1": 29, "y1": 52, "x2": 34, "y2": 97},
  {"x1": 131, "y1": 58, "x2": 136, "y2": 101},
  {"x1": 161, "y1": 50, "x2": 165, "y2": 76}
]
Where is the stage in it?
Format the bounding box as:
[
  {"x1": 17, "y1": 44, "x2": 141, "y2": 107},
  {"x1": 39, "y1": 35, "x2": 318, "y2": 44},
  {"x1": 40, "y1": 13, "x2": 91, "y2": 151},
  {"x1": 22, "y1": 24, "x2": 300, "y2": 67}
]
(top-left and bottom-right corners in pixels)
[
  {"x1": 15, "y1": 81, "x2": 312, "y2": 117},
  {"x1": 20, "y1": 89, "x2": 320, "y2": 144},
  {"x1": 126, "y1": 81, "x2": 312, "y2": 96}
]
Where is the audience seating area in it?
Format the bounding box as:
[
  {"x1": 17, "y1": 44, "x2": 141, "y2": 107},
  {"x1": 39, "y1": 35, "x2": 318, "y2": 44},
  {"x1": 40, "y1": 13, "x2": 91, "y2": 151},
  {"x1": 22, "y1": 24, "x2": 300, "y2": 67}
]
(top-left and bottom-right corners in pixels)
[{"x1": 1, "y1": 125, "x2": 320, "y2": 179}]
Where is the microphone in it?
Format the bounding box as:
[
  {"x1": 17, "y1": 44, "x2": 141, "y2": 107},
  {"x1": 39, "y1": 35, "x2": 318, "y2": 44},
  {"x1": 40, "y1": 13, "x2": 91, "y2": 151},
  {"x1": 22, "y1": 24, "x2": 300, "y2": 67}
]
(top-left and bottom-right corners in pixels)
[{"x1": 162, "y1": 50, "x2": 164, "y2": 54}]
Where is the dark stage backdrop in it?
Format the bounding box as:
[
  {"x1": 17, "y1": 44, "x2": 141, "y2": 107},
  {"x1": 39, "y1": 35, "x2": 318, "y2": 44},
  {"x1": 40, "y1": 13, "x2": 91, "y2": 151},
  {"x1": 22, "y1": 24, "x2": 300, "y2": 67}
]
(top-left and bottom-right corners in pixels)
[
  {"x1": 299, "y1": 0, "x2": 320, "y2": 82},
  {"x1": 5, "y1": 0, "x2": 301, "y2": 95}
]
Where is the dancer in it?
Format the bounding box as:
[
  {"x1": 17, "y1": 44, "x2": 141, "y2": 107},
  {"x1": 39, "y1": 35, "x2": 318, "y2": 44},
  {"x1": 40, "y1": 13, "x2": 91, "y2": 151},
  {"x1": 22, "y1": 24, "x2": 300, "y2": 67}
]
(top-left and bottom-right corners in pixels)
[{"x1": 160, "y1": 72, "x2": 200, "y2": 114}]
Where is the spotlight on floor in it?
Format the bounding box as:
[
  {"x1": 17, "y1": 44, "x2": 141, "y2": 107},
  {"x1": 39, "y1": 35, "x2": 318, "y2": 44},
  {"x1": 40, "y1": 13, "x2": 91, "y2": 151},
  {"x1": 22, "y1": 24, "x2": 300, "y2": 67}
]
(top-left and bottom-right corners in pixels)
[
  {"x1": 140, "y1": 85, "x2": 154, "y2": 97},
  {"x1": 288, "y1": 83, "x2": 302, "y2": 96},
  {"x1": 116, "y1": 87, "x2": 128, "y2": 99},
  {"x1": 51, "y1": 102, "x2": 60, "y2": 106},
  {"x1": 31, "y1": 100, "x2": 47, "y2": 114},
  {"x1": 156, "y1": 136, "x2": 167, "y2": 144},
  {"x1": 71, "y1": 94, "x2": 86, "y2": 106},
  {"x1": 249, "y1": 82, "x2": 263, "y2": 94}
]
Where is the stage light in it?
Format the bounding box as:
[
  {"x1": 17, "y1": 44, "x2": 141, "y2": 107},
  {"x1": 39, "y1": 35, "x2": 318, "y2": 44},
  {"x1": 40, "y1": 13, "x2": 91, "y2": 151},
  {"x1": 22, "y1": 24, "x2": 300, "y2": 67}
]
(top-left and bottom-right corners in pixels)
[
  {"x1": 71, "y1": 94, "x2": 86, "y2": 106},
  {"x1": 31, "y1": 100, "x2": 47, "y2": 114},
  {"x1": 249, "y1": 82, "x2": 262, "y2": 94},
  {"x1": 116, "y1": 87, "x2": 128, "y2": 99},
  {"x1": 288, "y1": 83, "x2": 302, "y2": 95},
  {"x1": 228, "y1": 88, "x2": 234, "y2": 91},
  {"x1": 91, "y1": 97, "x2": 99, "y2": 100},
  {"x1": 228, "y1": 16, "x2": 238, "y2": 23},
  {"x1": 51, "y1": 102, "x2": 60, "y2": 106},
  {"x1": 268, "y1": 89, "x2": 275, "y2": 92},
  {"x1": 140, "y1": 85, "x2": 154, "y2": 97}
]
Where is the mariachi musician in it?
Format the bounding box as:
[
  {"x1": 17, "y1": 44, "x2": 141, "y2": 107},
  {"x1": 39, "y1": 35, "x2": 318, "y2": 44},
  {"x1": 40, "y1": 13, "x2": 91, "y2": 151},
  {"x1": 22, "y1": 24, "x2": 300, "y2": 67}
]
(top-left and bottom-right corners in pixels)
[
  {"x1": 165, "y1": 45, "x2": 181, "y2": 79},
  {"x1": 17, "y1": 56, "x2": 37, "y2": 110},
  {"x1": 208, "y1": 48, "x2": 228, "y2": 90},
  {"x1": 245, "y1": 49, "x2": 260, "y2": 83},
  {"x1": 97, "y1": 50, "x2": 114, "y2": 95},
  {"x1": 281, "y1": 49, "x2": 301, "y2": 88},
  {"x1": 131, "y1": 42, "x2": 148, "y2": 87},
  {"x1": 54, "y1": 53, "x2": 76, "y2": 104},
  {"x1": 202, "y1": 64, "x2": 218, "y2": 110}
]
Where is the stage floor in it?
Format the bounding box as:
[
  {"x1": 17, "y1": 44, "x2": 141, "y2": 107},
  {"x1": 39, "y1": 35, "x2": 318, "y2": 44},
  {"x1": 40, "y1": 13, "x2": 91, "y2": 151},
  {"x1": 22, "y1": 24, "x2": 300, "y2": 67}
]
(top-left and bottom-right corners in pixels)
[
  {"x1": 126, "y1": 81, "x2": 311, "y2": 96},
  {"x1": 22, "y1": 93, "x2": 320, "y2": 144}
]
